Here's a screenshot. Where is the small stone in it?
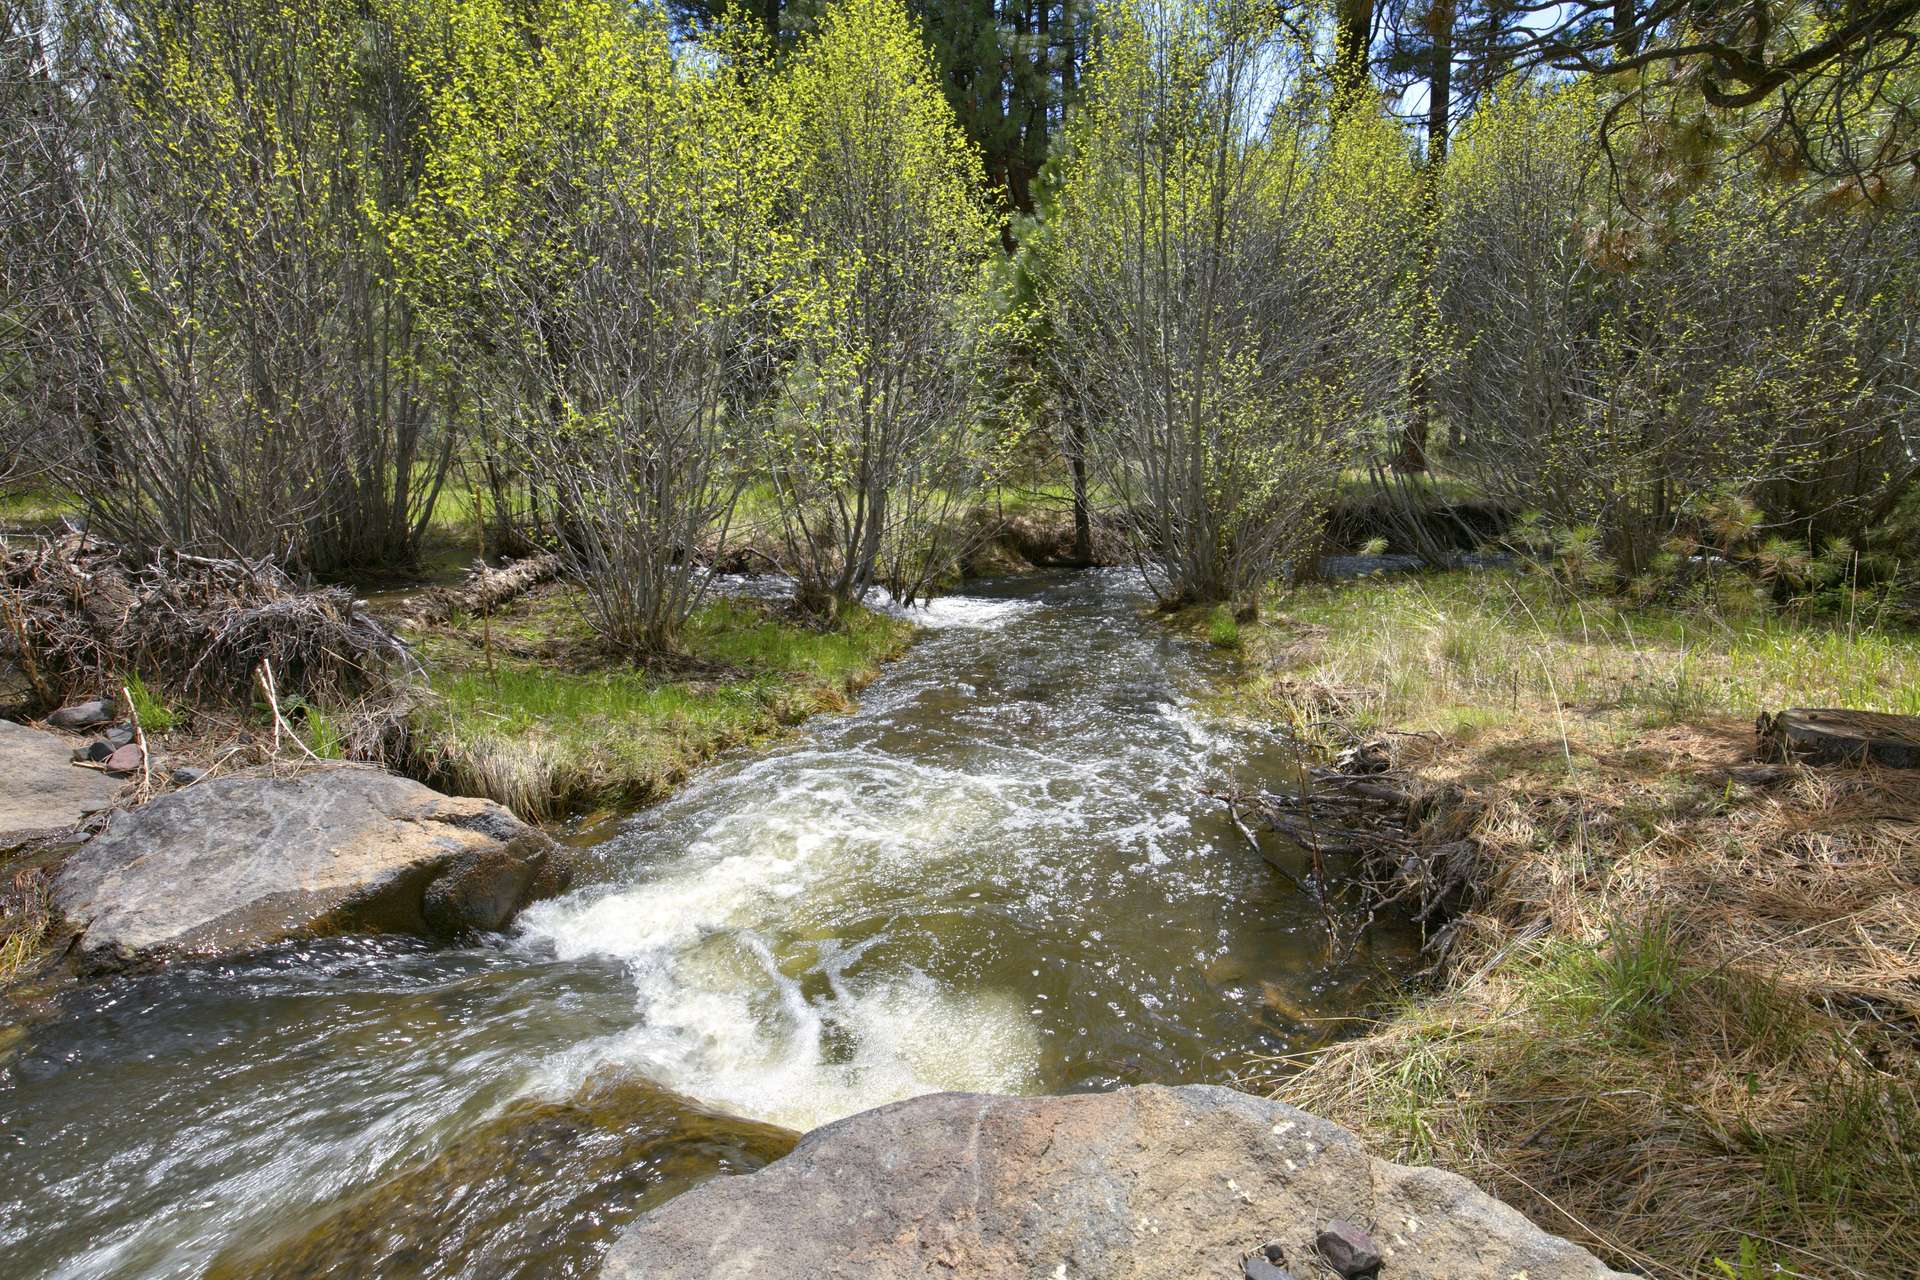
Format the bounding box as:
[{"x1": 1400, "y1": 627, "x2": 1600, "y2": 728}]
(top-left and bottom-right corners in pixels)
[
  {"x1": 1244, "y1": 1249, "x2": 1296, "y2": 1280},
  {"x1": 72, "y1": 740, "x2": 115, "y2": 764},
  {"x1": 1316, "y1": 1220, "x2": 1382, "y2": 1279},
  {"x1": 102, "y1": 744, "x2": 145, "y2": 775},
  {"x1": 104, "y1": 724, "x2": 135, "y2": 747},
  {"x1": 48, "y1": 699, "x2": 114, "y2": 730},
  {"x1": 170, "y1": 765, "x2": 208, "y2": 786}
]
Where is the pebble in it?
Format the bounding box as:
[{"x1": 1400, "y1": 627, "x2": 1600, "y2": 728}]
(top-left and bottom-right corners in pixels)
[
  {"x1": 103, "y1": 744, "x2": 145, "y2": 775},
  {"x1": 104, "y1": 724, "x2": 135, "y2": 747},
  {"x1": 1244, "y1": 1241, "x2": 1297, "y2": 1280},
  {"x1": 1316, "y1": 1220, "x2": 1383, "y2": 1279},
  {"x1": 170, "y1": 765, "x2": 208, "y2": 786},
  {"x1": 72, "y1": 740, "x2": 115, "y2": 763},
  {"x1": 1243, "y1": 1256, "x2": 1295, "y2": 1280},
  {"x1": 48, "y1": 699, "x2": 114, "y2": 730}
]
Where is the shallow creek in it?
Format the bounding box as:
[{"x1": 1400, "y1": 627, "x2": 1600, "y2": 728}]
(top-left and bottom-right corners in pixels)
[{"x1": 0, "y1": 569, "x2": 1418, "y2": 1279}]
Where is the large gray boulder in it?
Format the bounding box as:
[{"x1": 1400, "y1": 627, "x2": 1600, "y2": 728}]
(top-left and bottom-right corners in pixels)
[
  {"x1": 0, "y1": 718, "x2": 125, "y2": 849},
  {"x1": 600, "y1": 1084, "x2": 1631, "y2": 1280},
  {"x1": 53, "y1": 768, "x2": 573, "y2": 972}
]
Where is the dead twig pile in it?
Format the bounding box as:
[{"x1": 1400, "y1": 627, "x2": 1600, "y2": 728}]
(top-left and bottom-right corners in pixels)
[
  {"x1": 0, "y1": 532, "x2": 410, "y2": 712},
  {"x1": 1213, "y1": 739, "x2": 1488, "y2": 967}
]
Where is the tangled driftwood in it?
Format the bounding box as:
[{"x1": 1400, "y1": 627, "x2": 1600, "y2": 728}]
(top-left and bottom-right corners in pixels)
[
  {"x1": 1213, "y1": 740, "x2": 1486, "y2": 965},
  {"x1": 393, "y1": 554, "x2": 562, "y2": 630},
  {"x1": 1, "y1": 532, "x2": 409, "y2": 711}
]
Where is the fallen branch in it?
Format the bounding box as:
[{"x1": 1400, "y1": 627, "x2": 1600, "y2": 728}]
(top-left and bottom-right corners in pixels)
[
  {"x1": 120, "y1": 682, "x2": 151, "y2": 798},
  {"x1": 396, "y1": 554, "x2": 561, "y2": 629},
  {"x1": 255, "y1": 660, "x2": 319, "y2": 763}
]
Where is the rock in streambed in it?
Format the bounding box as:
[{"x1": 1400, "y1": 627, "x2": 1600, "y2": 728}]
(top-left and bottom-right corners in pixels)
[
  {"x1": 52, "y1": 768, "x2": 575, "y2": 972},
  {"x1": 598, "y1": 1084, "x2": 1631, "y2": 1280}
]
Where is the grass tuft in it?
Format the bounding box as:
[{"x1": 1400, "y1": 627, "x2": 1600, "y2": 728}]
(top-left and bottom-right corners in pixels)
[
  {"x1": 123, "y1": 673, "x2": 178, "y2": 734},
  {"x1": 1207, "y1": 606, "x2": 1241, "y2": 650}
]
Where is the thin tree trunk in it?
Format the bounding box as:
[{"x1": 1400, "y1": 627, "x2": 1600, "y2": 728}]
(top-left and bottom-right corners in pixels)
[
  {"x1": 1069, "y1": 412, "x2": 1093, "y2": 563},
  {"x1": 1396, "y1": 0, "x2": 1451, "y2": 473},
  {"x1": 1333, "y1": 0, "x2": 1374, "y2": 102}
]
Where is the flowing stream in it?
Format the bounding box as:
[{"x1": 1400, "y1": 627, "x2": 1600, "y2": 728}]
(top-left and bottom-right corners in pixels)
[{"x1": 0, "y1": 569, "x2": 1417, "y2": 1279}]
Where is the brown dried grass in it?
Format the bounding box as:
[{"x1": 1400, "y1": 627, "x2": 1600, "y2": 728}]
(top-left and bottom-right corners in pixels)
[
  {"x1": 1246, "y1": 580, "x2": 1920, "y2": 1279},
  {"x1": 0, "y1": 864, "x2": 55, "y2": 988}
]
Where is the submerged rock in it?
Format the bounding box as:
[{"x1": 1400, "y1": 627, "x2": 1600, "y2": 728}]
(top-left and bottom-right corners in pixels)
[
  {"x1": 52, "y1": 767, "x2": 576, "y2": 972},
  {"x1": 598, "y1": 1084, "x2": 1632, "y2": 1280},
  {"x1": 204, "y1": 1072, "x2": 796, "y2": 1280},
  {"x1": 0, "y1": 719, "x2": 125, "y2": 849}
]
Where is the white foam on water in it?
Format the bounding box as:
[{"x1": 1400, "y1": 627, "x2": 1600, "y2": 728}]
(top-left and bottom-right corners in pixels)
[
  {"x1": 700, "y1": 572, "x2": 1042, "y2": 632},
  {"x1": 525, "y1": 953, "x2": 1041, "y2": 1132},
  {"x1": 516, "y1": 752, "x2": 1046, "y2": 1130},
  {"x1": 509, "y1": 571, "x2": 1252, "y2": 1132},
  {"x1": 864, "y1": 587, "x2": 1042, "y2": 630}
]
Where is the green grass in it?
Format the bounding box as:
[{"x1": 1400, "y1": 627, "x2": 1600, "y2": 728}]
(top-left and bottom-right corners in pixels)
[
  {"x1": 1261, "y1": 567, "x2": 1920, "y2": 730},
  {"x1": 0, "y1": 487, "x2": 79, "y2": 527},
  {"x1": 1206, "y1": 606, "x2": 1241, "y2": 650},
  {"x1": 301, "y1": 706, "x2": 346, "y2": 759},
  {"x1": 412, "y1": 591, "x2": 912, "y2": 819},
  {"x1": 1530, "y1": 917, "x2": 1683, "y2": 1047},
  {"x1": 122, "y1": 674, "x2": 178, "y2": 733}
]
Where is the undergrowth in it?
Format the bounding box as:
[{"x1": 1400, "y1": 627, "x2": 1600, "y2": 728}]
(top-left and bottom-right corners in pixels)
[
  {"x1": 123, "y1": 673, "x2": 176, "y2": 733},
  {"x1": 1242, "y1": 567, "x2": 1920, "y2": 1278}
]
